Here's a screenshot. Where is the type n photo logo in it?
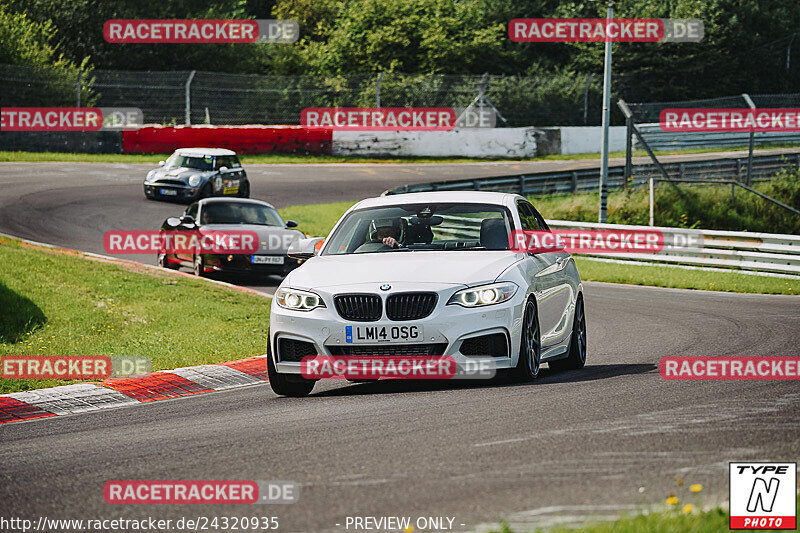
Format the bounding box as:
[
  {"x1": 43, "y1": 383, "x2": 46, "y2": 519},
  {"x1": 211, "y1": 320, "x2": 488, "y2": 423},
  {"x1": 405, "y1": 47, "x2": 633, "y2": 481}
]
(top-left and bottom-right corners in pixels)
[{"x1": 730, "y1": 462, "x2": 797, "y2": 530}]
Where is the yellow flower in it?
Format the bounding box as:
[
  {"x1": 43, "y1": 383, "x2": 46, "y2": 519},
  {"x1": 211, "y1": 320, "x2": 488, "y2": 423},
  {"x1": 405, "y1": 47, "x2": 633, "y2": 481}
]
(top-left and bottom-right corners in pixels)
[
  {"x1": 690, "y1": 484, "x2": 702, "y2": 493},
  {"x1": 682, "y1": 504, "x2": 693, "y2": 514},
  {"x1": 666, "y1": 496, "x2": 679, "y2": 505}
]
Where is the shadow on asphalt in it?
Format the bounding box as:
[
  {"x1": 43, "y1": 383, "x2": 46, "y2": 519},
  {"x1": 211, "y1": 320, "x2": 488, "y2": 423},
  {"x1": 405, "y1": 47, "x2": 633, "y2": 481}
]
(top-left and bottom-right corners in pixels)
[{"x1": 311, "y1": 363, "x2": 657, "y2": 397}]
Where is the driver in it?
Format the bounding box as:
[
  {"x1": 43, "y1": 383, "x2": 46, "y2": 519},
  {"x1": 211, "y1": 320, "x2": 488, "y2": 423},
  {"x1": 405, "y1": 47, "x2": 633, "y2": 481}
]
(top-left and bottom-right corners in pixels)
[{"x1": 368, "y1": 218, "x2": 405, "y2": 249}]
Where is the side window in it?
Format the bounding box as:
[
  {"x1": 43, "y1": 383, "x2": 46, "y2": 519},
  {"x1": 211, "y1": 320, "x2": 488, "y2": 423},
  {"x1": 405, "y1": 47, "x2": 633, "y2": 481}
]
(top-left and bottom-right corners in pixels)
[
  {"x1": 517, "y1": 201, "x2": 544, "y2": 230},
  {"x1": 185, "y1": 203, "x2": 198, "y2": 219}
]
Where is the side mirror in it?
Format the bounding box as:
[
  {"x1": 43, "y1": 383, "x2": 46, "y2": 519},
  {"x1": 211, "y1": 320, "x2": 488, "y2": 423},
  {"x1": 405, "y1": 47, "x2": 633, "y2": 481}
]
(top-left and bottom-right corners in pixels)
[
  {"x1": 286, "y1": 220, "x2": 298, "y2": 228},
  {"x1": 158, "y1": 160, "x2": 165, "y2": 167},
  {"x1": 165, "y1": 217, "x2": 181, "y2": 228},
  {"x1": 287, "y1": 237, "x2": 324, "y2": 259},
  {"x1": 179, "y1": 215, "x2": 196, "y2": 226}
]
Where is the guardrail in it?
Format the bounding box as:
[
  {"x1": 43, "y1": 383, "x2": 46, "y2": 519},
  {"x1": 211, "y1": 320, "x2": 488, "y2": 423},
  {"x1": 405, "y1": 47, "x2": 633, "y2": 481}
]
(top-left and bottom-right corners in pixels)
[
  {"x1": 429, "y1": 216, "x2": 800, "y2": 276},
  {"x1": 385, "y1": 152, "x2": 800, "y2": 197},
  {"x1": 635, "y1": 123, "x2": 800, "y2": 151},
  {"x1": 547, "y1": 220, "x2": 800, "y2": 276}
]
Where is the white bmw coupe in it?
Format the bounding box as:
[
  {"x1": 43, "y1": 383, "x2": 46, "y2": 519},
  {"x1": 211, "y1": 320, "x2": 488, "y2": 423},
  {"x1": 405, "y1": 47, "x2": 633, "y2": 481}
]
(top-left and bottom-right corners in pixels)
[{"x1": 267, "y1": 191, "x2": 586, "y2": 396}]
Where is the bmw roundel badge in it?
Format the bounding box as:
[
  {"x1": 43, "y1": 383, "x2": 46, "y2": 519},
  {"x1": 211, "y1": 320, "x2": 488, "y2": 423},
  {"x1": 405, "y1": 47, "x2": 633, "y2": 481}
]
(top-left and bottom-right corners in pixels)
[{"x1": 380, "y1": 284, "x2": 391, "y2": 291}]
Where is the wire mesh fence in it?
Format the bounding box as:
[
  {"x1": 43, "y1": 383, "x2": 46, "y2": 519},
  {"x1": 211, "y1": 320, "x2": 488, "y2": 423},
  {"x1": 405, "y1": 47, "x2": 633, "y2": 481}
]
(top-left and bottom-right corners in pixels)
[{"x1": 0, "y1": 64, "x2": 607, "y2": 127}]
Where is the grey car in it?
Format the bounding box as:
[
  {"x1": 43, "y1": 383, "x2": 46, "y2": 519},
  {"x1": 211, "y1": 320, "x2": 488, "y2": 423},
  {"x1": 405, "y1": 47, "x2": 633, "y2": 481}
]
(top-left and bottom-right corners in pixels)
[
  {"x1": 158, "y1": 198, "x2": 304, "y2": 278},
  {"x1": 144, "y1": 148, "x2": 250, "y2": 202}
]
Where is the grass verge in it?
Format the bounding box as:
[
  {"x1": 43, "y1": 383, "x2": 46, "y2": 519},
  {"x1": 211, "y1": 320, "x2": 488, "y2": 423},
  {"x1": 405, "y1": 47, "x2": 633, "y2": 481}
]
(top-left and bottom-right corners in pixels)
[
  {"x1": 492, "y1": 495, "x2": 800, "y2": 532},
  {"x1": 0, "y1": 236, "x2": 270, "y2": 394},
  {"x1": 1, "y1": 144, "x2": 795, "y2": 164},
  {"x1": 575, "y1": 258, "x2": 799, "y2": 295}
]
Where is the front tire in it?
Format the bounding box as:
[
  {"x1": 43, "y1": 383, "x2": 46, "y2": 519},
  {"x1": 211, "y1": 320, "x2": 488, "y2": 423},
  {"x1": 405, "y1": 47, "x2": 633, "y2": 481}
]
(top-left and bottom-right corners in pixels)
[
  {"x1": 512, "y1": 298, "x2": 541, "y2": 381},
  {"x1": 158, "y1": 252, "x2": 178, "y2": 270},
  {"x1": 193, "y1": 254, "x2": 206, "y2": 277},
  {"x1": 267, "y1": 339, "x2": 315, "y2": 397},
  {"x1": 550, "y1": 294, "x2": 586, "y2": 371}
]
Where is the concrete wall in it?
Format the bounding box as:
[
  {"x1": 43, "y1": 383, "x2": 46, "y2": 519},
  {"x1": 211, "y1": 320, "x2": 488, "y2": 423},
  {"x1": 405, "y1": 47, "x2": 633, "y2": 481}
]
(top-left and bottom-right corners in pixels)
[
  {"x1": 537, "y1": 126, "x2": 627, "y2": 155},
  {"x1": 331, "y1": 128, "x2": 538, "y2": 158}
]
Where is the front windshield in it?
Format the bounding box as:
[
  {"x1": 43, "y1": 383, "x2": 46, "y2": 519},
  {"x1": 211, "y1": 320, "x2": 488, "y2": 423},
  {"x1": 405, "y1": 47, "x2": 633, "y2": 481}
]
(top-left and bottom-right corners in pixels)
[
  {"x1": 200, "y1": 202, "x2": 285, "y2": 226},
  {"x1": 323, "y1": 203, "x2": 513, "y2": 255},
  {"x1": 165, "y1": 154, "x2": 214, "y2": 170}
]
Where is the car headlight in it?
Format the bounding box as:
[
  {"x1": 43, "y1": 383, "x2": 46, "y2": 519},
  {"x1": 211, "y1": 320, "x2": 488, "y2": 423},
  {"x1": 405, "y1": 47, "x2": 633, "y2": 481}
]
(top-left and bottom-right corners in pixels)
[
  {"x1": 188, "y1": 175, "x2": 201, "y2": 187},
  {"x1": 447, "y1": 282, "x2": 518, "y2": 308},
  {"x1": 275, "y1": 288, "x2": 326, "y2": 311}
]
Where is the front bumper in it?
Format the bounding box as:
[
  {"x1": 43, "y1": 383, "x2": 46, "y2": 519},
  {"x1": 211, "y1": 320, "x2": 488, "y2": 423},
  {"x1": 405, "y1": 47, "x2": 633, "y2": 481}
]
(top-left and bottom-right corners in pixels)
[
  {"x1": 144, "y1": 183, "x2": 201, "y2": 201},
  {"x1": 203, "y1": 254, "x2": 303, "y2": 277},
  {"x1": 269, "y1": 287, "x2": 527, "y2": 375}
]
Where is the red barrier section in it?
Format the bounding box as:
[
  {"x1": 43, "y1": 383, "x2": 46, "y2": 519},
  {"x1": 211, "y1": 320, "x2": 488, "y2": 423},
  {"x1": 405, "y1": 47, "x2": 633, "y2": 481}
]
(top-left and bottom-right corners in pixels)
[{"x1": 122, "y1": 125, "x2": 332, "y2": 154}]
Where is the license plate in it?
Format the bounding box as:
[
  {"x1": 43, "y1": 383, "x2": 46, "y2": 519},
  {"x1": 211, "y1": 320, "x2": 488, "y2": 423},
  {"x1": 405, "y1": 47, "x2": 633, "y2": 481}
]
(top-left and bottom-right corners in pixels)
[
  {"x1": 223, "y1": 186, "x2": 239, "y2": 195},
  {"x1": 345, "y1": 325, "x2": 423, "y2": 343},
  {"x1": 251, "y1": 255, "x2": 284, "y2": 264},
  {"x1": 159, "y1": 188, "x2": 177, "y2": 196}
]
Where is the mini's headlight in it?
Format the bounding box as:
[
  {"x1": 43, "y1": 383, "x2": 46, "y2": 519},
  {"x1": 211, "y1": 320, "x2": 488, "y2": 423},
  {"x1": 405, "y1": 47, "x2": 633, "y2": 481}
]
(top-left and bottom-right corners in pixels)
[
  {"x1": 276, "y1": 288, "x2": 326, "y2": 311},
  {"x1": 447, "y1": 282, "x2": 518, "y2": 308},
  {"x1": 188, "y1": 175, "x2": 201, "y2": 187}
]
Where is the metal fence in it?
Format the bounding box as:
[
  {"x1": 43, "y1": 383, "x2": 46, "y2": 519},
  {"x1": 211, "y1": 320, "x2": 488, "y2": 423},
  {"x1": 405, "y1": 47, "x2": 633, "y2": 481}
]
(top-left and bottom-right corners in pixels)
[
  {"x1": 627, "y1": 93, "x2": 800, "y2": 150},
  {"x1": 385, "y1": 152, "x2": 800, "y2": 197},
  {"x1": 0, "y1": 64, "x2": 609, "y2": 127}
]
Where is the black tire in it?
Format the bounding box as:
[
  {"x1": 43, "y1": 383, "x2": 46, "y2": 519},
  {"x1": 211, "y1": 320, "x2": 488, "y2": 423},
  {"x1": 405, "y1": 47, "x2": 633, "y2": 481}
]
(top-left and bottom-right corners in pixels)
[
  {"x1": 512, "y1": 298, "x2": 541, "y2": 381},
  {"x1": 238, "y1": 181, "x2": 250, "y2": 198},
  {"x1": 158, "y1": 252, "x2": 178, "y2": 270},
  {"x1": 199, "y1": 182, "x2": 213, "y2": 199},
  {"x1": 550, "y1": 294, "x2": 587, "y2": 371},
  {"x1": 192, "y1": 253, "x2": 206, "y2": 277},
  {"x1": 267, "y1": 338, "x2": 315, "y2": 397}
]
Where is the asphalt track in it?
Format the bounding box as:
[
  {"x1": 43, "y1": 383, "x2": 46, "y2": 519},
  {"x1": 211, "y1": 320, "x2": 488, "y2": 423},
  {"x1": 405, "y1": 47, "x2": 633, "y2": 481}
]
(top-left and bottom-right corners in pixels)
[{"x1": 0, "y1": 153, "x2": 799, "y2": 531}]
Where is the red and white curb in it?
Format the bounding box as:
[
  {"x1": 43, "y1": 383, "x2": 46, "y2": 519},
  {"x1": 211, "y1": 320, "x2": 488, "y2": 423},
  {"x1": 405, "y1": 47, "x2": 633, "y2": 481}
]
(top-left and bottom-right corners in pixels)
[{"x1": 0, "y1": 355, "x2": 270, "y2": 425}]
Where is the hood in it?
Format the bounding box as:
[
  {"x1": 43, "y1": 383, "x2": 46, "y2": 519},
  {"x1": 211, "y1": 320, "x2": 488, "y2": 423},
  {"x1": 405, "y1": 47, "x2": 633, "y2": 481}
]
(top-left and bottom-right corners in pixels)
[
  {"x1": 285, "y1": 251, "x2": 522, "y2": 289},
  {"x1": 200, "y1": 224, "x2": 303, "y2": 254},
  {"x1": 150, "y1": 166, "x2": 214, "y2": 182}
]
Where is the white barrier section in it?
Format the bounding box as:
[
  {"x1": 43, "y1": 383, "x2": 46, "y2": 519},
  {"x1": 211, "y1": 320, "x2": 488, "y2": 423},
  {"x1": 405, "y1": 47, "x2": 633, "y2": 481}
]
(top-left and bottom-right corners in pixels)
[
  {"x1": 558, "y1": 126, "x2": 627, "y2": 154},
  {"x1": 332, "y1": 127, "x2": 538, "y2": 158}
]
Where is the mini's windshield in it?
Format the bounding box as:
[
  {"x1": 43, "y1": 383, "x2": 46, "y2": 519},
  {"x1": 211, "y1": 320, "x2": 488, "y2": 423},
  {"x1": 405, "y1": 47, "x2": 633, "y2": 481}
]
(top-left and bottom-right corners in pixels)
[
  {"x1": 165, "y1": 154, "x2": 214, "y2": 171},
  {"x1": 200, "y1": 202, "x2": 285, "y2": 226},
  {"x1": 213, "y1": 155, "x2": 242, "y2": 169},
  {"x1": 322, "y1": 203, "x2": 513, "y2": 255}
]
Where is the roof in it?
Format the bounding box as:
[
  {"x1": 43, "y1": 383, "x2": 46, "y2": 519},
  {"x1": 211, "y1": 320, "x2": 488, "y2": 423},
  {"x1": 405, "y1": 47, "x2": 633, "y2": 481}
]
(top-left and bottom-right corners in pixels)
[
  {"x1": 173, "y1": 147, "x2": 237, "y2": 156},
  {"x1": 199, "y1": 197, "x2": 275, "y2": 209},
  {"x1": 352, "y1": 191, "x2": 517, "y2": 210}
]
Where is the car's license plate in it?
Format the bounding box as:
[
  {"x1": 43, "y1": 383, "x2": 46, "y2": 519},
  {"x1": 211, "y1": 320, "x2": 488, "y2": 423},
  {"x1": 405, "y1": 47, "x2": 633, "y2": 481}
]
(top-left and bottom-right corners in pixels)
[
  {"x1": 159, "y1": 188, "x2": 177, "y2": 196},
  {"x1": 251, "y1": 255, "x2": 284, "y2": 264},
  {"x1": 223, "y1": 186, "x2": 239, "y2": 195},
  {"x1": 345, "y1": 325, "x2": 423, "y2": 343}
]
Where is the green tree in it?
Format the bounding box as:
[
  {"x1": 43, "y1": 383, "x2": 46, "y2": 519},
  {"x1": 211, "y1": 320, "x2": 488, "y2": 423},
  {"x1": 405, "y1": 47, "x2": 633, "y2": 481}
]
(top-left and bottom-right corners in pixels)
[{"x1": 0, "y1": 6, "x2": 91, "y2": 105}]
